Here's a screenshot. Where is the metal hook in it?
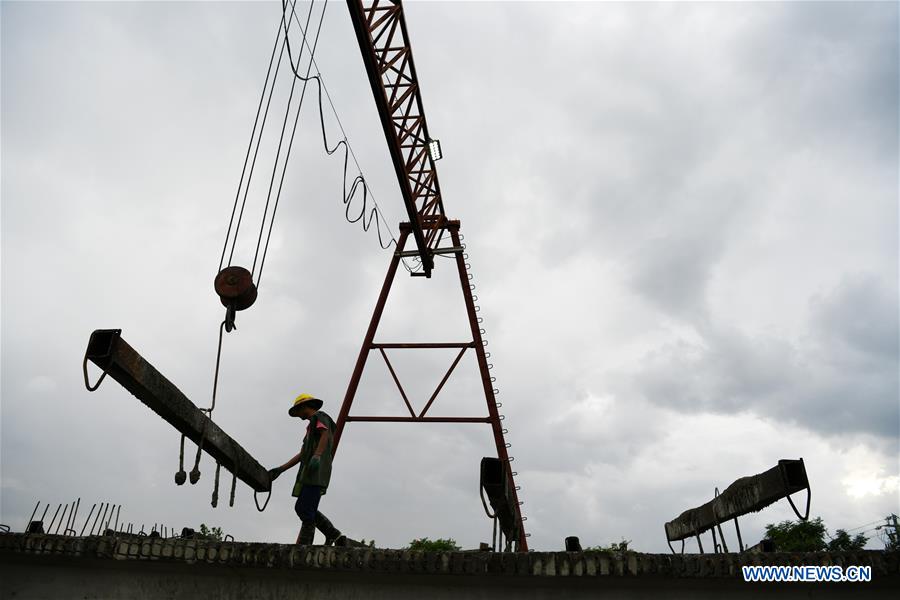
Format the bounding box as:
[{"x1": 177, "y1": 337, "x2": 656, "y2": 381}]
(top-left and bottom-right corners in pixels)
[{"x1": 224, "y1": 304, "x2": 237, "y2": 333}]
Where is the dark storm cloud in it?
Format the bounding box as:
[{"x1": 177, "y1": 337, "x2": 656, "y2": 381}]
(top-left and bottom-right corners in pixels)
[
  {"x1": 621, "y1": 272, "x2": 898, "y2": 439},
  {"x1": 3, "y1": 1, "x2": 897, "y2": 553},
  {"x1": 811, "y1": 273, "x2": 899, "y2": 361}
]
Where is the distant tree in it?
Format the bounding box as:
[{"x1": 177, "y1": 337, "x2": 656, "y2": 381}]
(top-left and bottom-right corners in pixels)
[
  {"x1": 198, "y1": 523, "x2": 224, "y2": 541},
  {"x1": 765, "y1": 518, "x2": 827, "y2": 552},
  {"x1": 406, "y1": 537, "x2": 461, "y2": 552},
  {"x1": 358, "y1": 538, "x2": 376, "y2": 548},
  {"x1": 585, "y1": 539, "x2": 632, "y2": 552},
  {"x1": 826, "y1": 529, "x2": 868, "y2": 552}
]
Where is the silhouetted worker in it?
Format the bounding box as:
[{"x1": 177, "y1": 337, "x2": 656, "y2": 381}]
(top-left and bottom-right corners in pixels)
[{"x1": 268, "y1": 393, "x2": 346, "y2": 546}]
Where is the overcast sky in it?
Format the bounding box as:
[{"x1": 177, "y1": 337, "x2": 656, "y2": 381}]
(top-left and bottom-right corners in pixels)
[{"x1": 2, "y1": 0, "x2": 898, "y2": 553}]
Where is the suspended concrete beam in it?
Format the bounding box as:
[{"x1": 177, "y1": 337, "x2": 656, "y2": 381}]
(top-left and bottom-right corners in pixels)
[
  {"x1": 83, "y1": 329, "x2": 270, "y2": 492},
  {"x1": 665, "y1": 459, "x2": 810, "y2": 542}
]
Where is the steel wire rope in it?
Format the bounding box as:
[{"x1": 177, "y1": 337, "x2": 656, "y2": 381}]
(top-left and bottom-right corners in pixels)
[
  {"x1": 255, "y1": 0, "x2": 332, "y2": 286},
  {"x1": 250, "y1": 0, "x2": 319, "y2": 280},
  {"x1": 190, "y1": 5, "x2": 312, "y2": 502},
  {"x1": 191, "y1": 2, "x2": 317, "y2": 501},
  {"x1": 227, "y1": 59, "x2": 287, "y2": 269},
  {"x1": 219, "y1": 15, "x2": 294, "y2": 272},
  {"x1": 191, "y1": 0, "x2": 421, "y2": 510},
  {"x1": 186, "y1": 320, "x2": 228, "y2": 485},
  {"x1": 224, "y1": 8, "x2": 303, "y2": 270}
]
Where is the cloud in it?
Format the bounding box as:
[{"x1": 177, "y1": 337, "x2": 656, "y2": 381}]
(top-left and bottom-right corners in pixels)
[
  {"x1": 2, "y1": 0, "x2": 897, "y2": 553},
  {"x1": 811, "y1": 273, "x2": 899, "y2": 361},
  {"x1": 614, "y1": 271, "x2": 899, "y2": 441}
]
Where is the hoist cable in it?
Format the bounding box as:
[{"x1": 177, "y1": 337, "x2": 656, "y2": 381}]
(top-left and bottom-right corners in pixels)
[
  {"x1": 219, "y1": 18, "x2": 285, "y2": 273},
  {"x1": 225, "y1": 16, "x2": 300, "y2": 269},
  {"x1": 250, "y1": 0, "x2": 317, "y2": 279},
  {"x1": 255, "y1": 0, "x2": 326, "y2": 287},
  {"x1": 227, "y1": 35, "x2": 287, "y2": 269},
  {"x1": 224, "y1": 0, "x2": 427, "y2": 285}
]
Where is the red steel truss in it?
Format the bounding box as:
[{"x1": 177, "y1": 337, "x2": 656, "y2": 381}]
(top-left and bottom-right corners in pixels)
[
  {"x1": 346, "y1": 0, "x2": 447, "y2": 277},
  {"x1": 333, "y1": 221, "x2": 528, "y2": 550}
]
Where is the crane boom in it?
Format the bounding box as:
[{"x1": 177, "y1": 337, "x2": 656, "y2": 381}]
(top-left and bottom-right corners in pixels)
[{"x1": 345, "y1": 0, "x2": 448, "y2": 277}]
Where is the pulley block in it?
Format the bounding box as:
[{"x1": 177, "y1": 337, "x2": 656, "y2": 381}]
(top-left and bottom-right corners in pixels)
[
  {"x1": 214, "y1": 266, "x2": 258, "y2": 311},
  {"x1": 214, "y1": 266, "x2": 257, "y2": 331}
]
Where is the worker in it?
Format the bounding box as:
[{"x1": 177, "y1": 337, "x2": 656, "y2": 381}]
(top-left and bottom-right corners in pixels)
[{"x1": 268, "y1": 393, "x2": 346, "y2": 546}]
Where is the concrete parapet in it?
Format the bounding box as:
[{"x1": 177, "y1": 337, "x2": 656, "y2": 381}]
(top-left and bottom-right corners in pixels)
[{"x1": 1, "y1": 533, "x2": 898, "y2": 599}]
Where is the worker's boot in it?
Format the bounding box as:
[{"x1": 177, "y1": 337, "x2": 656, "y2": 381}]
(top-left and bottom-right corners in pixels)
[
  {"x1": 315, "y1": 512, "x2": 346, "y2": 547},
  {"x1": 297, "y1": 520, "x2": 316, "y2": 545}
]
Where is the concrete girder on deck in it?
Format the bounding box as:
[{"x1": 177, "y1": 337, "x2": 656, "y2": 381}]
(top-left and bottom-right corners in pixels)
[
  {"x1": 84, "y1": 329, "x2": 270, "y2": 493},
  {"x1": 664, "y1": 459, "x2": 810, "y2": 542}
]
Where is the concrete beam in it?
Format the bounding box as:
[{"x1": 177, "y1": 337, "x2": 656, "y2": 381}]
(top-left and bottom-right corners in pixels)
[
  {"x1": 84, "y1": 329, "x2": 270, "y2": 492},
  {"x1": 665, "y1": 459, "x2": 810, "y2": 542}
]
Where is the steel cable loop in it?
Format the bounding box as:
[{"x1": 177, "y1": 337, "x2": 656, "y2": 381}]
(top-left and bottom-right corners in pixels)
[
  {"x1": 82, "y1": 356, "x2": 110, "y2": 392},
  {"x1": 254, "y1": 489, "x2": 272, "y2": 512}
]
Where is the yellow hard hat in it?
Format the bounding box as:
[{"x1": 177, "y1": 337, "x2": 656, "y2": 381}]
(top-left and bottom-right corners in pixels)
[{"x1": 289, "y1": 393, "x2": 323, "y2": 416}]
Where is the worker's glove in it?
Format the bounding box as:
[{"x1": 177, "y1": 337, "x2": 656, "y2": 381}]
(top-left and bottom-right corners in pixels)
[
  {"x1": 267, "y1": 467, "x2": 282, "y2": 481},
  {"x1": 308, "y1": 456, "x2": 321, "y2": 471}
]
